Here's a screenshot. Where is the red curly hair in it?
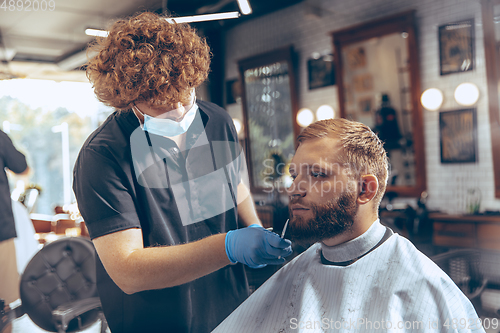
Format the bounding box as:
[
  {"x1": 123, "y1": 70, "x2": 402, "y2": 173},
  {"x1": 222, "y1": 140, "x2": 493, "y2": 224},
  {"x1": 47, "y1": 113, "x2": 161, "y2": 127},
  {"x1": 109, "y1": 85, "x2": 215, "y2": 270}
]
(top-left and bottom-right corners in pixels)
[{"x1": 86, "y1": 12, "x2": 211, "y2": 110}]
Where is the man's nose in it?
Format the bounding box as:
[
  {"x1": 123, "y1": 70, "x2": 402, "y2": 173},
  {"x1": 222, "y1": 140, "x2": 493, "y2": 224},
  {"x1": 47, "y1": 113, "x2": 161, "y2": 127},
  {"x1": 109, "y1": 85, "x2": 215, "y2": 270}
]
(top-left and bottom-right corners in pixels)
[{"x1": 287, "y1": 178, "x2": 306, "y2": 198}]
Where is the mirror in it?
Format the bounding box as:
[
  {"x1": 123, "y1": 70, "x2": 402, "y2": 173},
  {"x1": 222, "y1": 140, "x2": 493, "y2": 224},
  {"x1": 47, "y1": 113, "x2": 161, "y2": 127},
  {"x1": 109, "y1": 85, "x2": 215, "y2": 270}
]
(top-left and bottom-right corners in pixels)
[
  {"x1": 238, "y1": 46, "x2": 299, "y2": 192},
  {"x1": 332, "y1": 10, "x2": 426, "y2": 197},
  {"x1": 480, "y1": 0, "x2": 500, "y2": 198}
]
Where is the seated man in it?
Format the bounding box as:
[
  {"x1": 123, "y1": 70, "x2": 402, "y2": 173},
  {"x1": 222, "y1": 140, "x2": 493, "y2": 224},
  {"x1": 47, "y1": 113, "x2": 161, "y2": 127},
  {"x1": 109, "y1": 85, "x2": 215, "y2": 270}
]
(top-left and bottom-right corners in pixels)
[{"x1": 213, "y1": 118, "x2": 484, "y2": 333}]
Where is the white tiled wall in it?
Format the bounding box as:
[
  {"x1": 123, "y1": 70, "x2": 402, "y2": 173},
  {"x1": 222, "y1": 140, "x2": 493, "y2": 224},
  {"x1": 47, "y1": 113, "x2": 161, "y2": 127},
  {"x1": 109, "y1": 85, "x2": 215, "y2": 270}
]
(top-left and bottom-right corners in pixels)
[{"x1": 223, "y1": 0, "x2": 500, "y2": 213}]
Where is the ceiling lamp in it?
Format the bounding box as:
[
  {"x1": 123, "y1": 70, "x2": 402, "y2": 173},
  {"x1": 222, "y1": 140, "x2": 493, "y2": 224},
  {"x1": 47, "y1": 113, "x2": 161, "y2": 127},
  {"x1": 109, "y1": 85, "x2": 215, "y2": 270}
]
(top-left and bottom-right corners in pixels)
[
  {"x1": 236, "y1": 0, "x2": 252, "y2": 15},
  {"x1": 165, "y1": 11, "x2": 240, "y2": 23},
  {"x1": 420, "y1": 88, "x2": 443, "y2": 111},
  {"x1": 85, "y1": 12, "x2": 241, "y2": 37},
  {"x1": 316, "y1": 105, "x2": 335, "y2": 121},
  {"x1": 297, "y1": 108, "x2": 314, "y2": 127},
  {"x1": 454, "y1": 82, "x2": 479, "y2": 106},
  {"x1": 85, "y1": 28, "x2": 108, "y2": 37}
]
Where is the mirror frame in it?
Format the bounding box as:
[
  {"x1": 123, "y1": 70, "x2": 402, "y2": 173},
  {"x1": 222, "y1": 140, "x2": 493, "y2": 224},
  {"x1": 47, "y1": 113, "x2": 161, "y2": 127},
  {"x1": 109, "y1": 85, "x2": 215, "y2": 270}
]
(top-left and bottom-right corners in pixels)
[
  {"x1": 331, "y1": 10, "x2": 426, "y2": 197},
  {"x1": 237, "y1": 46, "x2": 300, "y2": 193},
  {"x1": 480, "y1": 0, "x2": 500, "y2": 198}
]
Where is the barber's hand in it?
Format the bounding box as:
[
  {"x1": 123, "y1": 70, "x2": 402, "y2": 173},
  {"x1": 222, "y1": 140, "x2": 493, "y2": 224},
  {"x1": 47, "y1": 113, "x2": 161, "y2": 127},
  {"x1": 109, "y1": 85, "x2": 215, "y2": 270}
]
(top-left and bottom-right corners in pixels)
[{"x1": 225, "y1": 224, "x2": 293, "y2": 269}]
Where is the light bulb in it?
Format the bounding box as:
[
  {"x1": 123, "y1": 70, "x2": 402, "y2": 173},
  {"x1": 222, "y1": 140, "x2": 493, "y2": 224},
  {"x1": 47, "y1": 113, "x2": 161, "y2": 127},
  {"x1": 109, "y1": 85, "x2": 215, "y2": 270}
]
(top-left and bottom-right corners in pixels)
[
  {"x1": 421, "y1": 88, "x2": 443, "y2": 111},
  {"x1": 454, "y1": 82, "x2": 479, "y2": 106},
  {"x1": 316, "y1": 105, "x2": 335, "y2": 120},
  {"x1": 297, "y1": 108, "x2": 314, "y2": 127},
  {"x1": 232, "y1": 118, "x2": 243, "y2": 135}
]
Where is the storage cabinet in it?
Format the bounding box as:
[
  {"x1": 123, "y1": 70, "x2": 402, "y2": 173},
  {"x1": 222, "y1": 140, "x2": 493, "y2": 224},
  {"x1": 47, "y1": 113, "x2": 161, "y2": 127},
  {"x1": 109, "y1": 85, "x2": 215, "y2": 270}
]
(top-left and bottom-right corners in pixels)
[{"x1": 431, "y1": 213, "x2": 500, "y2": 251}]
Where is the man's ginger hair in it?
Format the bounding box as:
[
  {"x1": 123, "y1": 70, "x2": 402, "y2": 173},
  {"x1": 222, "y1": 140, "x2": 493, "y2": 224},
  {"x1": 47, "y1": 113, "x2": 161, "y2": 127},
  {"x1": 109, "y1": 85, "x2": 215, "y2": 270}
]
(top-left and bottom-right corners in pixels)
[
  {"x1": 297, "y1": 118, "x2": 389, "y2": 210},
  {"x1": 86, "y1": 12, "x2": 211, "y2": 110}
]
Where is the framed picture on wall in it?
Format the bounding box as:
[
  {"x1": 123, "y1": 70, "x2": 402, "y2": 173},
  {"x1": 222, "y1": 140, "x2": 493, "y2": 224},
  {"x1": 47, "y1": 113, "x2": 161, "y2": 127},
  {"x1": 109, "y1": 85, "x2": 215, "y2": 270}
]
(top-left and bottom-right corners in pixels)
[
  {"x1": 346, "y1": 46, "x2": 366, "y2": 70},
  {"x1": 358, "y1": 96, "x2": 373, "y2": 113},
  {"x1": 439, "y1": 108, "x2": 477, "y2": 163},
  {"x1": 307, "y1": 54, "x2": 335, "y2": 90},
  {"x1": 439, "y1": 19, "x2": 474, "y2": 75},
  {"x1": 352, "y1": 73, "x2": 373, "y2": 92}
]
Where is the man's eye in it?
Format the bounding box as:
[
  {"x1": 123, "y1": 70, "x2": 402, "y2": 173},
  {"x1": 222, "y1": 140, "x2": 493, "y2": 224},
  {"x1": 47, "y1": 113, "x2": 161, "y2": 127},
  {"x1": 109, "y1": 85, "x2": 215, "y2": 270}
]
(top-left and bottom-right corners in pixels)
[
  {"x1": 311, "y1": 171, "x2": 326, "y2": 178},
  {"x1": 290, "y1": 173, "x2": 297, "y2": 180}
]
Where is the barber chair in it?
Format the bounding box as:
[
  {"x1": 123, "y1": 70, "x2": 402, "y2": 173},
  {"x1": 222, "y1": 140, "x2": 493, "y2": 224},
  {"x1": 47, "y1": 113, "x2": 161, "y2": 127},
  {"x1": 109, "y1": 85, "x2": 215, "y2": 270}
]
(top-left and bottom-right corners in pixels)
[
  {"x1": 0, "y1": 237, "x2": 107, "y2": 333},
  {"x1": 431, "y1": 249, "x2": 488, "y2": 315}
]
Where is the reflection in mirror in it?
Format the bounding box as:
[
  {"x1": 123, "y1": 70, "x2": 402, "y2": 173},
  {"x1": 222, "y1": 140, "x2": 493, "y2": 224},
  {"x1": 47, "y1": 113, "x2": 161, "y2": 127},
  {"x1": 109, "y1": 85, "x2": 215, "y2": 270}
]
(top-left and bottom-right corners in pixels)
[
  {"x1": 332, "y1": 10, "x2": 426, "y2": 197},
  {"x1": 341, "y1": 33, "x2": 415, "y2": 186},
  {"x1": 238, "y1": 47, "x2": 299, "y2": 192},
  {"x1": 243, "y1": 62, "x2": 295, "y2": 188},
  {"x1": 481, "y1": 0, "x2": 500, "y2": 198},
  {"x1": 496, "y1": 4, "x2": 500, "y2": 80}
]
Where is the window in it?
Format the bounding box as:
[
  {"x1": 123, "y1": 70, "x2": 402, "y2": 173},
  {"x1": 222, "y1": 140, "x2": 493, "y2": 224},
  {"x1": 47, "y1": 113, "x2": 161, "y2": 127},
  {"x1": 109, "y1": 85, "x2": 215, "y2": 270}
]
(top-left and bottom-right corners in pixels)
[{"x1": 0, "y1": 79, "x2": 113, "y2": 214}]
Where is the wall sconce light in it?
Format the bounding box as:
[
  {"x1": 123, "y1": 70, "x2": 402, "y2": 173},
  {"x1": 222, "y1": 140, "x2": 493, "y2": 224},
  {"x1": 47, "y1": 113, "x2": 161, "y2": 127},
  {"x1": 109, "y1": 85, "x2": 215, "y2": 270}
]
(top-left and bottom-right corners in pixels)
[
  {"x1": 232, "y1": 118, "x2": 243, "y2": 135},
  {"x1": 420, "y1": 88, "x2": 443, "y2": 111},
  {"x1": 296, "y1": 108, "x2": 314, "y2": 127},
  {"x1": 316, "y1": 105, "x2": 335, "y2": 121},
  {"x1": 454, "y1": 82, "x2": 479, "y2": 106}
]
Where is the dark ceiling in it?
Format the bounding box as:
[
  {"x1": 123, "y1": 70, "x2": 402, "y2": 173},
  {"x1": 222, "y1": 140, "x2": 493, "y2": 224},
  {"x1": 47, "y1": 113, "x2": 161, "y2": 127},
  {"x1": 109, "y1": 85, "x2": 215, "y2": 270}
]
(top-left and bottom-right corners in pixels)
[
  {"x1": 0, "y1": 0, "x2": 304, "y2": 66},
  {"x1": 165, "y1": 0, "x2": 303, "y2": 19}
]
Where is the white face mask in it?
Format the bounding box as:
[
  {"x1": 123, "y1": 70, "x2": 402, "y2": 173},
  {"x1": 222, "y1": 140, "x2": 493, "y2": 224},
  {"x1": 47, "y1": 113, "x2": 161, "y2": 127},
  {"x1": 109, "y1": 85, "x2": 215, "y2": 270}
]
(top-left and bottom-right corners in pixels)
[{"x1": 133, "y1": 94, "x2": 198, "y2": 137}]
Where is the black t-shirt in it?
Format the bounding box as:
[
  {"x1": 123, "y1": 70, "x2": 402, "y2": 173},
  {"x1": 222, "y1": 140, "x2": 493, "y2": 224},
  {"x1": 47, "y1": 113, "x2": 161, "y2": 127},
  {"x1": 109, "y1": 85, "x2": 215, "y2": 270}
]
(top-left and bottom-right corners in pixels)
[
  {"x1": 73, "y1": 101, "x2": 249, "y2": 333},
  {"x1": 0, "y1": 129, "x2": 28, "y2": 242}
]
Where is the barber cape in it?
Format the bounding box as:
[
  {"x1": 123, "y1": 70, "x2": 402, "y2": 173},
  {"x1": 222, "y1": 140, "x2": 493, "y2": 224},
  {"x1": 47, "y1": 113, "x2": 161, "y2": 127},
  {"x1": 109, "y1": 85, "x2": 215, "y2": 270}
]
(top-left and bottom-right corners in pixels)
[{"x1": 213, "y1": 221, "x2": 484, "y2": 333}]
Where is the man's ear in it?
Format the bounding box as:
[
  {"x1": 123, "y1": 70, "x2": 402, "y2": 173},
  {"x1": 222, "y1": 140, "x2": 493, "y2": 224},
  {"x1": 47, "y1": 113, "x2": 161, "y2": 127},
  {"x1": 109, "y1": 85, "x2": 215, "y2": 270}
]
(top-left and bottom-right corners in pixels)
[{"x1": 357, "y1": 174, "x2": 378, "y2": 204}]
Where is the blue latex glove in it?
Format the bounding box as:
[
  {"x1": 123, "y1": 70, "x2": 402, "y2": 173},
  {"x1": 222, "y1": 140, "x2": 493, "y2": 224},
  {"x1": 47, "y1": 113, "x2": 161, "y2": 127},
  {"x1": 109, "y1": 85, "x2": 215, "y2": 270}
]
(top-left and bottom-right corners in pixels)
[{"x1": 225, "y1": 224, "x2": 293, "y2": 269}]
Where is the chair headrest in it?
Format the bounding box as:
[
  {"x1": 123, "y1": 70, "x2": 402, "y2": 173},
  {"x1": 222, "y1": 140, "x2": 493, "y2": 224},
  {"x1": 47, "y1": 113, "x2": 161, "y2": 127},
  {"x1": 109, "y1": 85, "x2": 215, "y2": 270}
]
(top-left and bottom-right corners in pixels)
[{"x1": 20, "y1": 237, "x2": 99, "y2": 332}]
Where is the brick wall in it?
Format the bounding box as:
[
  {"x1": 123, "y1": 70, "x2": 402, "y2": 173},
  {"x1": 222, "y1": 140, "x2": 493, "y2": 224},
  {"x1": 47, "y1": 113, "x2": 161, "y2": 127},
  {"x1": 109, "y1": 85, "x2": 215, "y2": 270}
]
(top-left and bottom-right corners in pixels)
[{"x1": 223, "y1": 0, "x2": 500, "y2": 213}]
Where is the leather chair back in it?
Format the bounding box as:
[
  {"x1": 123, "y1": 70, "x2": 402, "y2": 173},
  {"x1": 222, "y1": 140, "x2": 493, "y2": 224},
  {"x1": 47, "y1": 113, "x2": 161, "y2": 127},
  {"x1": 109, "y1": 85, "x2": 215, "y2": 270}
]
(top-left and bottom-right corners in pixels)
[{"x1": 20, "y1": 237, "x2": 99, "y2": 332}]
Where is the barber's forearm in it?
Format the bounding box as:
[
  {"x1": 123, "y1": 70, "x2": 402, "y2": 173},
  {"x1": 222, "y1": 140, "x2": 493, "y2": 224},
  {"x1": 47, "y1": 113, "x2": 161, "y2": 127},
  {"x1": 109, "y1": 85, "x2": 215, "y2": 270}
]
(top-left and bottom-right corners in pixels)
[
  {"x1": 128, "y1": 234, "x2": 230, "y2": 292},
  {"x1": 93, "y1": 230, "x2": 231, "y2": 294},
  {"x1": 94, "y1": 183, "x2": 262, "y2": 294},
  {"x1": 236, "y1": 183, "x2": 262, "y2": 227}
]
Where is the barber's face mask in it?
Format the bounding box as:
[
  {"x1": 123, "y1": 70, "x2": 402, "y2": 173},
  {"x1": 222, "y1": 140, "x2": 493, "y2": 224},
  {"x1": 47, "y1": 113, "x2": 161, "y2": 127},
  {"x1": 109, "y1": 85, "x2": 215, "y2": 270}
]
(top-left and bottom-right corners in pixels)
[{"x1": 134, "y1": 92, "x2": 197, "y2": 137}]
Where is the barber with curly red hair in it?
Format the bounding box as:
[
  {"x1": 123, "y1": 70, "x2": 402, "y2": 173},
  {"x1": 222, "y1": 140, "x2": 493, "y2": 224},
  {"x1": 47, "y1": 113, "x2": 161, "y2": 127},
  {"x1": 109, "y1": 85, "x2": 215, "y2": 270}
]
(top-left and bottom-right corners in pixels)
[{"x1": 73, "y1": 12, "x2": 292, "y2": 333}]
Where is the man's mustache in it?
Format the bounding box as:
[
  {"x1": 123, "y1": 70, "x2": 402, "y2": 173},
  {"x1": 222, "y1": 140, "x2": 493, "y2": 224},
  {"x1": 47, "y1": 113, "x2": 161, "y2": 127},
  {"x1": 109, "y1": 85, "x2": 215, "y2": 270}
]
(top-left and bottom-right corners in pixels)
[{"x1": 288, "y1": 197, "x2": 306, "y2": 206}]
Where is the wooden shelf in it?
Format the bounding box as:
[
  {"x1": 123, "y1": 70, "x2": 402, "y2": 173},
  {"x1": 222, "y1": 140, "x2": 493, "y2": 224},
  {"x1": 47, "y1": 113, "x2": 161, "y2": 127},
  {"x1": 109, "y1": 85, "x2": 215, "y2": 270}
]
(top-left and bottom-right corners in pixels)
[
  {"x1": 430, "y1": 213, "x2": 500, "y2": 251},
  {"x1": 429, "y1": 213, "x2": 500, "y2": 224}
]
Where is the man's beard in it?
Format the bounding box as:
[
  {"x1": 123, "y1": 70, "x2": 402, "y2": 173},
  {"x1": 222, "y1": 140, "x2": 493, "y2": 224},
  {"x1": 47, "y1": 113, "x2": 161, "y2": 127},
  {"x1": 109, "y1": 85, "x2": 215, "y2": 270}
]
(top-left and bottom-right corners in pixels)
[{"x1": 288, "y1": 190, "x2": 359, "y2": 247}]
